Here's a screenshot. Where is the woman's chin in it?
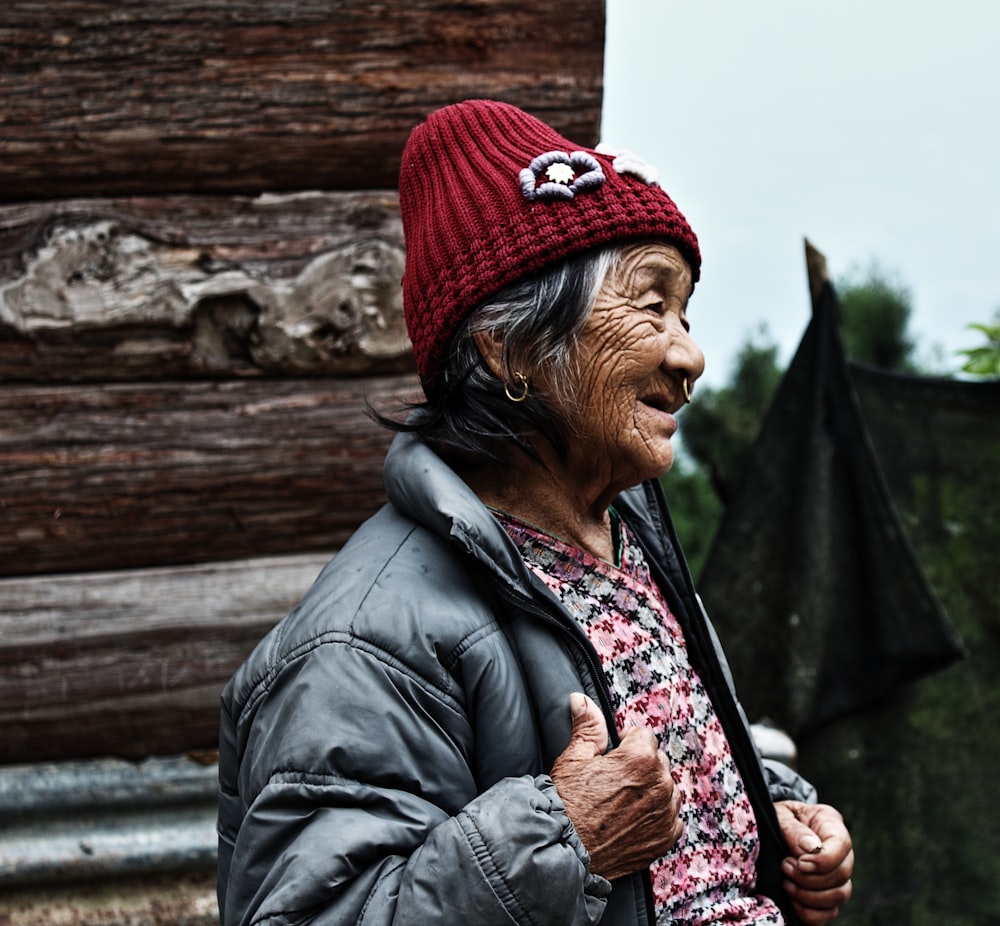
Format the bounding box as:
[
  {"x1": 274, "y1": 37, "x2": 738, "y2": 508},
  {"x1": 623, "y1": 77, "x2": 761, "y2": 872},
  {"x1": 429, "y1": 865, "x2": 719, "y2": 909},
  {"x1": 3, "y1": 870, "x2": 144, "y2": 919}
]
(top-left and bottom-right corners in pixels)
[{"x1": 632, "y1": 440, "x2": 676, "y2": 485}]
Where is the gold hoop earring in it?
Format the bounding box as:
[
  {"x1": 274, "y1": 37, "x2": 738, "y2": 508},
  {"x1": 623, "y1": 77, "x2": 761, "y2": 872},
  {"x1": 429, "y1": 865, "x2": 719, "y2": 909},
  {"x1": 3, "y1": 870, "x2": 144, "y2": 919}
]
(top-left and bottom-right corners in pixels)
[
  {"x1": 682, "y1": 376, "x2": 692, "y2": 404},
  {"x1": 504, "y1": 371, "x2": 529, "y2": 403}
]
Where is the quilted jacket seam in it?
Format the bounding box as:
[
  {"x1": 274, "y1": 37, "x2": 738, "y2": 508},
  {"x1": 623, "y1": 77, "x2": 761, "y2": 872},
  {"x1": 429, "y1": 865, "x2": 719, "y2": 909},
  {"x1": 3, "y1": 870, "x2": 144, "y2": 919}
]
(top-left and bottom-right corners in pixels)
[
  {"x1": 457, "y1": 809, "x2": 536, "y2": 926},
  {"x1": 239, "y1": 631, "x2": 469, "y2": 729}
]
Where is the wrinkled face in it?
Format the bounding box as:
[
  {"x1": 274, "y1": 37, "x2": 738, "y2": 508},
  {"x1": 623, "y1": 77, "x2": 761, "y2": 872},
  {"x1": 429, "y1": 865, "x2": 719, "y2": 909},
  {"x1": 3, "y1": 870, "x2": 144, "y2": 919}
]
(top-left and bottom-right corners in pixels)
[{"x1": 560, "y1": 242, "x2": 705, "y2": 489}]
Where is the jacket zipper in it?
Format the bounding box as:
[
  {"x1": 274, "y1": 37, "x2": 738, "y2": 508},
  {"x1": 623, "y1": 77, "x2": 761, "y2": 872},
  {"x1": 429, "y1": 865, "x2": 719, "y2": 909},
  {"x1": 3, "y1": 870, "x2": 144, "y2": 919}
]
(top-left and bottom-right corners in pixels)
[
  {"x1": 644, "y1": 481, "x2": 798, "y2": 922},
  {"x1": 484, "y1": 574, "x2": 656, "y2": 925},
  {"x1": 490, "y1": 581, "x2": 622, "y2": 747}
]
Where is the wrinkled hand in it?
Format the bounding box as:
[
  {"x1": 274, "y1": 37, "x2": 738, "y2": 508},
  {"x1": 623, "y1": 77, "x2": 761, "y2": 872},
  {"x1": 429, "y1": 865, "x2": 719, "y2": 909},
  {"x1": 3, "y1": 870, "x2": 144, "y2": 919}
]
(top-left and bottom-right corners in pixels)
[
  {"x1": 550, "y1": 693, "x2": 682, "y2": 881},
  {"x1": 775, "y1": 800, "x2": 854, "y2": 925}
]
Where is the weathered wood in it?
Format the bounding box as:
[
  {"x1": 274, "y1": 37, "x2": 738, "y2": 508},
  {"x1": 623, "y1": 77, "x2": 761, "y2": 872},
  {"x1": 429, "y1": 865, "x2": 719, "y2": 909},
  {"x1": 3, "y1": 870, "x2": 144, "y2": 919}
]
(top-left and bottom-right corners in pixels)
[
  {"x1": 0, "y1": 374, "x2": 422, "y2": 577},
  {"x1": 0, "y1": 870, "x2": 218, "y2": 926},
  {"x1": 0, "y1": 193, "x2": 413, "y2": 382},
  {"x1": 0, "y1": 0, "x2": 605, "y2": 201},
  {"x1": 0, "y1": 553, "x2": 329, "y2": 763},
  {"x1": 804, "y1": 237, "x2": 830, "y2": 314}
]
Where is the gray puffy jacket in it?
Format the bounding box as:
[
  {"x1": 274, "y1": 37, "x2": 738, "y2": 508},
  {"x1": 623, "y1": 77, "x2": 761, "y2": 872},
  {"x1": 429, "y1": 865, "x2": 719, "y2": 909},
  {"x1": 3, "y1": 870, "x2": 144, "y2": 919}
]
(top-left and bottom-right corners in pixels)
[{"x1": 217, "y1": 432, "x2": 814, "y2": 925}]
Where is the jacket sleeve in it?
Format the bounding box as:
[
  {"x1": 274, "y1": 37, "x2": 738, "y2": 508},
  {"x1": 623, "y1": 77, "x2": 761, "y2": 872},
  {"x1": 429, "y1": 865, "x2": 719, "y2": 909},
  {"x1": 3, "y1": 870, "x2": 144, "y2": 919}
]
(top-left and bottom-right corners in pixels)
[
  {"x1": 218, "y1": 635, "x2": 610, "y2": 926},
  {"x1": 761, "y1": 758, "x2": 818, "y2": 804}
]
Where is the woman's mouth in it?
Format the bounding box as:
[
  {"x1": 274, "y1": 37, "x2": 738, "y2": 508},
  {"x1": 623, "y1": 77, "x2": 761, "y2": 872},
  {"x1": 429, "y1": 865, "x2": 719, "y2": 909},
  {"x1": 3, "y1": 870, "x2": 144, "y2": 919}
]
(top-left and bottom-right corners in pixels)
[
  {"x1": 640, "y1": 393, "x2": 677, "y2": 414},
  {"x1": 638, "y1": 394, "x2": 679, "y2": 432}
]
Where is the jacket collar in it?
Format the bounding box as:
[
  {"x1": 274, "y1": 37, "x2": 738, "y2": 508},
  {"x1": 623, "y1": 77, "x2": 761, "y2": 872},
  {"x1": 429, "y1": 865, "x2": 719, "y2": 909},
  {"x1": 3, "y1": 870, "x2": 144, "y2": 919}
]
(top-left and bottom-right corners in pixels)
[
  {"x1": 382, "y1": 432, "x2": 537, "y2": 595},
  {"x1": 382, "y1": 432, "x2": 696, "y2": 610}
]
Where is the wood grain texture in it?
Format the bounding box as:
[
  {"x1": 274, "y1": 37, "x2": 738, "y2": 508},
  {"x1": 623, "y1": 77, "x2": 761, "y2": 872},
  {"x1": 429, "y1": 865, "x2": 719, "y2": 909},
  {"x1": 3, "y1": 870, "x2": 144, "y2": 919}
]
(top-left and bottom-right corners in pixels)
[
  {"x1": 0, "y1": 553, "x2": 328, "y2": 761},
  {"x1": 0, "y1": 374, "x2": 422, "y2": 577},
  {"x1": 0, "y1": 192, "x2": 412, "y2": 382},
  {"x1": 0, "y1": 0, "x2": 605, "y2": 200}
]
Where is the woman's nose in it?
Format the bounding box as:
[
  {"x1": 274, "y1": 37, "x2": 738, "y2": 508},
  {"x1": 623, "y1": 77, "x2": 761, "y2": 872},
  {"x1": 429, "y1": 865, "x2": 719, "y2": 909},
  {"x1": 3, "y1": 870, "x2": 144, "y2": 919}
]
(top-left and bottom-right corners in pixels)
[{"x1": 665, "y1": 322, "x2": 706, "y2": 384}]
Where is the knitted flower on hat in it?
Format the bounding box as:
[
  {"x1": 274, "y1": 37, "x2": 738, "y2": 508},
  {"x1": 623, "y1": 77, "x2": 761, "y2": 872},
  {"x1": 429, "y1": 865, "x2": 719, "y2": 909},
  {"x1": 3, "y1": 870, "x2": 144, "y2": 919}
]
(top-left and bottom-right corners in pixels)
[{"x1": 398, "y1": 99, "x2": 701, "y2": 388}]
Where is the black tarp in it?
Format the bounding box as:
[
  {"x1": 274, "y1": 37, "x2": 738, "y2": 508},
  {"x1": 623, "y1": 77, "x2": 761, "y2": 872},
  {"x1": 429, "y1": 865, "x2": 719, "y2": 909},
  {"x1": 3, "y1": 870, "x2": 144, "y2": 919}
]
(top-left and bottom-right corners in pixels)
[
  {"x1": 699, "y1": 271, "x2": 969, "y2": 735},
  {"x1": 698, "y1": 252, "x2": 1000, "y2": 924}
]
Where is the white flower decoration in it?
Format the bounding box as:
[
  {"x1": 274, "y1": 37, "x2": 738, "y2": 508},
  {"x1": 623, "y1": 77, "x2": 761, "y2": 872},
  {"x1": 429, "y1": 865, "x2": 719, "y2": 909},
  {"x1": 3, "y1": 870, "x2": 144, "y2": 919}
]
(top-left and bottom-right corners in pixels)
[
  {"x1": 595, "y1": 143, "x2": 661, "y2": 186},
  {"x1": 519, "y1": 150, "x2": 605, "y2": 202},
  {"x1": 545, "y1": 162, "x2": 576, "y2": 185}
]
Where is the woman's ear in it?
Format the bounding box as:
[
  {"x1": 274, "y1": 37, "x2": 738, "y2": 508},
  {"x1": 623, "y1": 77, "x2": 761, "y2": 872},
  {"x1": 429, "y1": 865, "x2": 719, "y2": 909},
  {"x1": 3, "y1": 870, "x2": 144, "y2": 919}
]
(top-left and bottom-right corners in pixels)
[{"x1": 471, "y1": 328, "x2": 507, "y2": 381}]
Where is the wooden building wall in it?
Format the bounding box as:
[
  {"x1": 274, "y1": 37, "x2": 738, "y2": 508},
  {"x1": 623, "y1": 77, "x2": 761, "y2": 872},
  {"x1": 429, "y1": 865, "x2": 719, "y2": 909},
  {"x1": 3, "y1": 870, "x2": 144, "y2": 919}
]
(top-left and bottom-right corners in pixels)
[{"x1": 0, "y1": 0, "x2": 606, "y2": 765}]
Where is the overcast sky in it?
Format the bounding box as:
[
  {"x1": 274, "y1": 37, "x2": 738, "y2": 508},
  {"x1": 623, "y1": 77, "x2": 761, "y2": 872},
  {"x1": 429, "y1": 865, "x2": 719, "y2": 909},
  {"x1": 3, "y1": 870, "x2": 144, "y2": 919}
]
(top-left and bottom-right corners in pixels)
[{"x1": 602, "y1": 0, "x2": 999, "y2": 385}]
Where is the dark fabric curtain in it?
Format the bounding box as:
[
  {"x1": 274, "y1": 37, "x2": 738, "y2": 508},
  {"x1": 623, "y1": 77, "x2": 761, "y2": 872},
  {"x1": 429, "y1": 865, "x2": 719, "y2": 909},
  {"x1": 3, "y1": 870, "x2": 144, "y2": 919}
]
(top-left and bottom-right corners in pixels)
[{"x1": 698, "y1": 278, "x2": 983, "y2": 735}]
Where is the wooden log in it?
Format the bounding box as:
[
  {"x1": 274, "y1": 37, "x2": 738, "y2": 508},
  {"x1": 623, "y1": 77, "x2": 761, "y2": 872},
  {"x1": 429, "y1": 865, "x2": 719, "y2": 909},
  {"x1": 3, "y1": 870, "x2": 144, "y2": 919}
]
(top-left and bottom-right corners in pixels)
[
  {"x1": 0, "y1": 553, "x2": 330, "y2": 762},
  {"x1": 0, "y1": 192, "x2": 413, "y2": 382},
  {"x1": 0, "y1": 871, "x2": 218, "y2": 926},
  {"x1": 0, "y1": 0, "x2": 605, "y2": 201},
  {"x1": 0, "y1": 374, "x2": 422, "y2": 577}
]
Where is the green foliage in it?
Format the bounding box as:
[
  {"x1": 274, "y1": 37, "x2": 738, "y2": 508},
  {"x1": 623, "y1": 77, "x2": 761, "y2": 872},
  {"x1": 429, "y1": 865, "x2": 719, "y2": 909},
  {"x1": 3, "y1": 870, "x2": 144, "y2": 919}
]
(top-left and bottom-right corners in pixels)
[
  {"x1": 661, "y1": 458, "x2": 723, "y2": 580},
  {"x1": 674, "y1": 262, "x2": 927, "y2": 580},
  {"x1": 835, "y1": 262, "x2": 917, "y2": 370},
  {"x1": 665, "y1": 325, "x2": 782, "y2": 579},
  {"x1": 679, "y1": 268, "x2": 920, "y2": 518},
  {"x1": 958, "y1": 318, "x2": 1000, "y2": 377},
  {"x1": 677, "y1": 324, "x2": 783, "y2": 506}
]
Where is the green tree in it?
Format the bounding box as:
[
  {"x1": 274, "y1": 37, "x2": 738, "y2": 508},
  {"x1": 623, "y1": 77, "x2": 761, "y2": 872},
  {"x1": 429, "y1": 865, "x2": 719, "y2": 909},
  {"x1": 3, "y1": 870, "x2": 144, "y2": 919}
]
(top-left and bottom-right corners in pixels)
[
  {"x1": 661, "y1": 458, "x2": 723, "y2": 582},
  {"x1": 667, "y1": 325, "x2": 782, "y2": 577},
  {"x1": 958, "y1": 312, "x2": 1000, "y2": 377},
  {"x1": 836, "y1": 262, "x2": 917, "y2": 370},
  {"x1": 670, "y1": 266, "x2": 923, "y2": 579},
  {"x1": 677, "y1": 324, "x2": 783, "y2": 505}
]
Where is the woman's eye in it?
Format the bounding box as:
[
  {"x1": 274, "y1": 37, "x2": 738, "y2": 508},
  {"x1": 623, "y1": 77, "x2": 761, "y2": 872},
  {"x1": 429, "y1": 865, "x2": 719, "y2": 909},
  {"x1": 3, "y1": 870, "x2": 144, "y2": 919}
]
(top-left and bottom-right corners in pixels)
[{"x1": 639, "y1": 301, "x2": 664, "y2": 315}]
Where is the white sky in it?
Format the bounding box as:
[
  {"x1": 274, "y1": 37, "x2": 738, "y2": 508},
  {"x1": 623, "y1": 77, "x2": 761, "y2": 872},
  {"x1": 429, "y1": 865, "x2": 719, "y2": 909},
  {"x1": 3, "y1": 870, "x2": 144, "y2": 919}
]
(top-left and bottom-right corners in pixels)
[{"x1": 602, "y1": 0, "x2": 999, "y2": 385}]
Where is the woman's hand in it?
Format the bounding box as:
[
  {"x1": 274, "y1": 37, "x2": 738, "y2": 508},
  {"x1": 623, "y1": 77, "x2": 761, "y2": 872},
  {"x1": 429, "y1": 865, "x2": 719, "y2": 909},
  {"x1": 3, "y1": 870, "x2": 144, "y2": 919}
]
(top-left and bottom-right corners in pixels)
[
  {"x1": 550, "y1": 694, "x2": 683, "y2": 881},
  {"x1": 775, "y1": 800, "x2": 855, "y2": 925}
]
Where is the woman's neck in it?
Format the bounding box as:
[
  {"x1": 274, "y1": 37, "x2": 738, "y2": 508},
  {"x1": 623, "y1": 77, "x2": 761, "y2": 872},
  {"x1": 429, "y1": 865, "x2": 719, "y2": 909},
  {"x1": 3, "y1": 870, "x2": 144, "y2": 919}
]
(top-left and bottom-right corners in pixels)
[{"x1": 458, "y1": 454, "x2": 618, "y2": 563}]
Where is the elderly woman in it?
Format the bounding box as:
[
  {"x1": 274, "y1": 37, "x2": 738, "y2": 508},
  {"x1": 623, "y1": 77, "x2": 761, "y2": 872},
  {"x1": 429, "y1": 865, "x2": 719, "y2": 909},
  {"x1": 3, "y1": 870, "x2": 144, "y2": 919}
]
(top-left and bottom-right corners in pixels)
[{"x1": 217, "y1": 100, "x2": 853, "y2": 926}]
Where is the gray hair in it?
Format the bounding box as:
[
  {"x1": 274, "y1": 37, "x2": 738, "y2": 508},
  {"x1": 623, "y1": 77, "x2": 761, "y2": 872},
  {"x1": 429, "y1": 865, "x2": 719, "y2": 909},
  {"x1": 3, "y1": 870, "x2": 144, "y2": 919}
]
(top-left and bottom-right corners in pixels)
[{"x1": 374, "y1": 245, "x2": 621, "y2": 465}]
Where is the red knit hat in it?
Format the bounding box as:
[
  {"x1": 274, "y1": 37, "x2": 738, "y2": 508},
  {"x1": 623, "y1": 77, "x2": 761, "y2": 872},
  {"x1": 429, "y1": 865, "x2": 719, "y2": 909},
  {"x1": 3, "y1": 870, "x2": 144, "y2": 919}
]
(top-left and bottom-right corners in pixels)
[{"x1": 399, "y1": 99, "x2": 701, "y2": 388}]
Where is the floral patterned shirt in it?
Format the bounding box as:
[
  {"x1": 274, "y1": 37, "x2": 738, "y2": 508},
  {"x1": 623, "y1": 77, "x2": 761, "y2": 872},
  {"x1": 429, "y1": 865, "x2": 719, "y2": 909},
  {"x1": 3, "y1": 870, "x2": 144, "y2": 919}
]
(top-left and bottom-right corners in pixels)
[{"x1": 495, "y1": 510, "x2": 783, "y2": 926}]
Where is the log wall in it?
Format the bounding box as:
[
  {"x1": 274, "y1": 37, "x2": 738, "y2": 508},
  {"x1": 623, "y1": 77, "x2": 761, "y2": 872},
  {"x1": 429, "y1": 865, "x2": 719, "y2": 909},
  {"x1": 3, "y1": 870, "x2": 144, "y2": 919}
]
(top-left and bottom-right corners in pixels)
[
  {"x1": 0, "y1": 0, "x2": 605, "y2": 200},
  {"x1": 0, "y1": 554, "x2": 329, "y2": 762},
  {"x1": 0, "y1": 0, "x2": 605, "y2": 767},
  {"x1": 0, "y1": 192, "x2": 410, "y2": 381},
  {"x1": 0, "y1": 376, "x2": 420, "y2": 578}
]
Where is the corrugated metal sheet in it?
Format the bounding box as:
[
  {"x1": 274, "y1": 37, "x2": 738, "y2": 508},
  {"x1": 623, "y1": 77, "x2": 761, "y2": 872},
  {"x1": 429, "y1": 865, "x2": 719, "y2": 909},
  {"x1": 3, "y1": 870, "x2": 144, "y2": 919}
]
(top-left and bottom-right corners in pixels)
[{"x1": 0, "y1": 754, "x2": 219, "y2": 924}]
